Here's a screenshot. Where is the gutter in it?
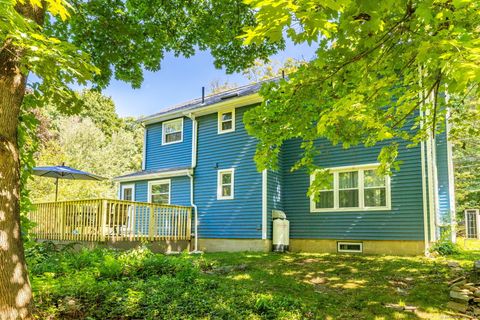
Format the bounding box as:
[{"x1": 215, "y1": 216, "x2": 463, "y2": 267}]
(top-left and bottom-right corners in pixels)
[{"x1": 113, "y1": 169, "x2": 192, "y2": 183}]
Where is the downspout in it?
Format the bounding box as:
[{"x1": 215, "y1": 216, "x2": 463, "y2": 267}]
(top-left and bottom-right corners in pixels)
[
  {"x1": 420, "y1": 112, "x2": 430, "y2": 255},
  {"x1": 186, "y1": 112, "x2": 201, "y2": 253},
  {"x1": 425, "y1": 90, "x2": 440, "y2": 242},
  {"x1": 431, "y1": 122, "x2": 441, "y2": 240},
  {"x1": 425, "y1": 109, "x2": 436, "y2": 243},
  {"x1": 419, "y1": 66, "x2": 430, "y2": 255},
  {"x1": 445, "y1": 92, "x2": 457, "y2": 243}
]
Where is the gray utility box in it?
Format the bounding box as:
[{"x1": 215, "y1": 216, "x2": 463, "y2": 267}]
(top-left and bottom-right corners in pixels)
[{"x1": 272, "y1": 210, "x2": 289, "y2": 252}]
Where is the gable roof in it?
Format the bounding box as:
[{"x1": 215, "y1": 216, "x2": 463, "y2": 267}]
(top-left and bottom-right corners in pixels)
[{"x1": 139, "y1": 77, "x2": 279, "y2": 125}]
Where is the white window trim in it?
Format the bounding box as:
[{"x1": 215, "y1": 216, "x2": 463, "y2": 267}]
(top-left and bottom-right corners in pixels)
[
  {"x1": 162, "y1": 118, "x2": 183, "y2": 145},
  {"x1": 337, "y1": 242, "x2": 363, "y2": 253},
  {"x1": 217, "y1": 168, "x2": 235, "y2": 200},
  {"x1": 120, "y1": 184, "x2": 135, "y2": 201},
  {"x1": 218, "y1": 109, "x2": 235, "y2": 134},
  {"x1": 148, "y1": 179, "x2": 171, "y2": 204},
  {"x1": 310, "y1": 163, "x2": 391, "y2": 212}
]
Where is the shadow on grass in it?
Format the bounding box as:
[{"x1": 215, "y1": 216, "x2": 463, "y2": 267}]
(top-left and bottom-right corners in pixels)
[{"x1": 195, "y1": 252, "x2": 455, "y2": 319}]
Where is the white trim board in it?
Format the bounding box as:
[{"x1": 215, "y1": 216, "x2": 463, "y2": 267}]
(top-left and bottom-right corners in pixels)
[
  {"x1": 141, "y1": 93, "x2": 261, "y2": 125},
  {"x1": 262, "y1": 169, "x2": 267, "y2": 240},
  {"x1": 142, "y1": 126, "x2": 147, "y2": 170}
]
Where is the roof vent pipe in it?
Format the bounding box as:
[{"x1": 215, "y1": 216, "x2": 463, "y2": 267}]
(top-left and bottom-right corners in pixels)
[{"x1": 201, "y1": 86, "x2": 205, "y2": 104}]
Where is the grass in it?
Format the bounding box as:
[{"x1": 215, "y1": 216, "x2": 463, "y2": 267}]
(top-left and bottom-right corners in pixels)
[{"x1": 27, "y1": 242, "x2": 480, "y2": 320}]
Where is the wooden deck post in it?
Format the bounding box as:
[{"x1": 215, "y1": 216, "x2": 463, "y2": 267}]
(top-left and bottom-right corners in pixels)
[
  {"x1": 148, "y1": 204, "x2": 155, "y2": 241},
  {"x1": 186, "y1": 207, "x2": 192, "y2": 240},
  {"x1": 100, "y1": 199, "x2": 108, "y2": 242},
  {"x1": 60, "y1": 202, "x2": 65, "y2": 240}
]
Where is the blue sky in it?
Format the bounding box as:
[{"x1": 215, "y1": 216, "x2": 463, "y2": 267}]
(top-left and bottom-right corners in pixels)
[{"x1": 104, "y1": 41, "x2": 317, "y2": 118}]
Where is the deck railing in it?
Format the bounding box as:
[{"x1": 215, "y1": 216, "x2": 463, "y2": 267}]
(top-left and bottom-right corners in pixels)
[{"x1": 29, "y1": 199, "x2": 192, "y2": 242}]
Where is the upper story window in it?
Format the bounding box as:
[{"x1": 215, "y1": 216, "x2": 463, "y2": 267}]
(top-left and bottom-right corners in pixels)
[
  {"x1": 148, "y1": 180, "x2": 170, "y2": 204},
  {"x1": 310, "y1": 164, "x2": 391, "y2": 212},
  {"x1": 217, "y1": 168, "x2": 234, "y2": 200},
  {"x1": 162, "y1": 118, "x2": 183, "y2": 145},
  {"x1": 218, "y1": 109, "x2": 235, "y2": 134}
]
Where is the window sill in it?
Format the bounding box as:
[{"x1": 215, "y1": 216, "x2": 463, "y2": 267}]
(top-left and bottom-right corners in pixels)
[
  {"x1": 310, "y1": 206, "x2": 391, "y2": 213},
  {"x1": 162, "y1": 140, "x2": 183, "y2": 146},
  {"x1": 218, "y1": 129, "x2": 235, "y2": 135},
  {"x1": 217, "y1": 196, "x2": 234, "y2": 200}
]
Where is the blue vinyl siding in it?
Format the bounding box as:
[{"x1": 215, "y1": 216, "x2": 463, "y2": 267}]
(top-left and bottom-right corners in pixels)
[
  {"x1": 145, "y1": 117, "x2": 192, "y2": 170},
  {"x1": 194, "y1": 105, "x2": 263, "y2": 239},
  {"x1": 266, "y1": 170, "x2": 283, "y2": 239},
  {"x1": 282, "y1": 139, "x2": 425, "y2": 240},
  {"x1": 436, "y1": 130, "x2": 451, "y2": 225},
  {"x1": 121, "y1": 176, "x2": 191, "y2": 206},
  {"x1": 267, "y1": 155, "x2": 284, "y2": 239}
]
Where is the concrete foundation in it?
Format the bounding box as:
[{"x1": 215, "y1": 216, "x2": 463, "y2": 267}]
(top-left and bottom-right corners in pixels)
[
  {"x1": 198, "y1": 238, "x2": 272, "y2": 252},
  {"x1": 38, "y1": 238, "x2": 425, "y2": 255},
  {"x1": 38, "y1": 239, "x2": 191, "y2": 253},
  {"x1": 289, "y1": 239, "x2": 425, "y2": 256}
]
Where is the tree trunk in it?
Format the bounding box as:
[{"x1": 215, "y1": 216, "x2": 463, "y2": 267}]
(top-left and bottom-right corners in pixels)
[{"x1": 0, "y1": 4, "x2": 45, "y2": 320}]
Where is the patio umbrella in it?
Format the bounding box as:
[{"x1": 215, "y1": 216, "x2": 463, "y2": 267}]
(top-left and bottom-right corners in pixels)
[{"x1": 32, "y1": 165, "x2": 106, "y2": 201}]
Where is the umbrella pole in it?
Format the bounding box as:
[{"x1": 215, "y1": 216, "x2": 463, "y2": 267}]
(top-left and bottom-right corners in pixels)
[{"x1": 55, "y1": 178, "x2": 59, "y2": 202}]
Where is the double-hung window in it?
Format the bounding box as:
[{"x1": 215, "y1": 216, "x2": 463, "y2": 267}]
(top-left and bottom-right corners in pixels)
[
  {"x1": 162, "y1": 118, "x2": 183, "y2": 145},
  {"x1": 218, "y1": 109, "x2": 235, "y2": 134},
  {"x1": 338, "y1": 171, "x2": 359, "y2": 208},
  {"x1": 217, "y1": 169, "x2": 234, "y2": 200},
  {"x1": 310, "y1": 164, "x2": 390, "y2": 212},
  {"x1": 148, "y1": 180, "x2": 170, "y2": 204}
]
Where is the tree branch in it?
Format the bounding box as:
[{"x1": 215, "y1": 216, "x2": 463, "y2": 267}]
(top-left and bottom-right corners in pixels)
[{"x1": 391, "y1": 72, "x2": 442, "y2": 129}]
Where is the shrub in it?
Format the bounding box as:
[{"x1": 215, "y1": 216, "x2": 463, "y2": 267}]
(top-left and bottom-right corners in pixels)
[
  {"x1": 430, "y1": 232, "x2": 460, "y2": 256},
  {"x1": 28, "y1": 245, "x2": 308, "y2": 319}
]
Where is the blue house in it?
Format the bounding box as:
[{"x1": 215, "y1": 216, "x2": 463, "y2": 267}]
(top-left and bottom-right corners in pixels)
[{"x1": 114, "y1": 81, "x2": 455, "y2": 255}]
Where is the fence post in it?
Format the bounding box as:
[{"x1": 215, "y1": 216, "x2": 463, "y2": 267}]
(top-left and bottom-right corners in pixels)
[{"x1": 100, "y1": 199, "x2": 108, "y2": 242}]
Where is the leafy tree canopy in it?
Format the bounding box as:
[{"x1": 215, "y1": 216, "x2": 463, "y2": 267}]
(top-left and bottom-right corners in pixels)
[
  {"x1": 450, "y1": 98, "x2": 480, "y2": 219},
  {"x1": 3, "y1": 0, "x2": 282, "y2": 112},
  {"x1": 240, "y1": 0, "x2": 480, "y2": 197}
]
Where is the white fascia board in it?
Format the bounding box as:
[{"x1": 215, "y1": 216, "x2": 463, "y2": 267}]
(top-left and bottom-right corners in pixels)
[
  {"x1": 113, "y1": 169, "x2": 193, "y2": 183},
  {"x1": 141, "y1": 93, "x2": 262, "y2": 125}
]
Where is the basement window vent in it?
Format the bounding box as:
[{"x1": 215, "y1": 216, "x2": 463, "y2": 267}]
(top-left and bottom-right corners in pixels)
[{"x1": 337, "y1": 242, "x2": 363, "y2": 253}]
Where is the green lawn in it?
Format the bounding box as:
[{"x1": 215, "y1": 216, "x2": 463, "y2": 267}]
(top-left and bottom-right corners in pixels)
[{"x1": 28, "y1": 243, "x2": 480, "y2": 319}]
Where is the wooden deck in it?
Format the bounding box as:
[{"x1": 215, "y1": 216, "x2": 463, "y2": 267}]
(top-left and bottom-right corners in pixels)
[{"x1": 29, "y1": 199, "x2": 192, "y2": 242}]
